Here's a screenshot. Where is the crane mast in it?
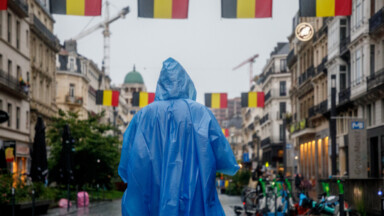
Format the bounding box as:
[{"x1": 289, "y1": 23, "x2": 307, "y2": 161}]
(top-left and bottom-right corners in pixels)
[
  {"x1": 233, "y1": 54, "x2": 259, "y2": 89},
  {"x1": 66, "y1": 1, "x2": 130, "y2": 77}
]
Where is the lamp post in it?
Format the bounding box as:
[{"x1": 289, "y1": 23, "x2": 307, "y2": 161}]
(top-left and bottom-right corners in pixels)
[{"x1": 330, "y1": 75, "x2": 337, "y2": 176}]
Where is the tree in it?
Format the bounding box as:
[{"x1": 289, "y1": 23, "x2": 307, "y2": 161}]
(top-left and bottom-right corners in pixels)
[{"x1": 47, "y1": 110, "x2": 120, "y2": 188}]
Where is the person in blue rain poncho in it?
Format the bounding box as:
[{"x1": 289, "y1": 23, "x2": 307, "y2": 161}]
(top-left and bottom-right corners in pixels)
[{"x1": 118, "y1": 57, "x2": 239, "y2": 216}]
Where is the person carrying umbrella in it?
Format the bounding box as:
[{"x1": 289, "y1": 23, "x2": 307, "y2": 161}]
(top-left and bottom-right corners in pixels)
[{"x1": 118, "y1": 58, "x2": 239, "y2": 216}]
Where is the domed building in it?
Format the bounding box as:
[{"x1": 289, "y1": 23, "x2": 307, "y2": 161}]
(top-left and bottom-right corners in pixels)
[{"x1": 120, "y1": 66, "x2": 147, "y2": 120}]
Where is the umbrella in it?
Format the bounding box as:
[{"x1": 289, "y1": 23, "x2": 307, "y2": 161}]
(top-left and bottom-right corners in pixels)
[
  {"x1": 30, "y1": 117, "x2": 48, "y2": 182},
  {"x1": 59, "y1": 124, "x2": 74, "y2": 184}
]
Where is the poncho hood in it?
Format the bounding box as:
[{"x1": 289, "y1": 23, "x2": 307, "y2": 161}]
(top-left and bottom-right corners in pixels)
[{"x1": 155, "y1": 58, "x2": 197, "y2": 101}]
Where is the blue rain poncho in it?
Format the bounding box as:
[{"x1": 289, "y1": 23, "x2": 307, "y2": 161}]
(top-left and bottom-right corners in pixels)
[{"x1": 118, "y1": 58, "x2": 239, "y2": 216}]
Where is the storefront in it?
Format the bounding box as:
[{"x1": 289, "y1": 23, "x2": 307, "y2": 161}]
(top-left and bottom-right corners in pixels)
[
  {"x1": 1, "y1": 139, "x2": 30, "y2": 185},
  {"x1": 299, "y1": 136, "x2": 329, "y2": 180}
]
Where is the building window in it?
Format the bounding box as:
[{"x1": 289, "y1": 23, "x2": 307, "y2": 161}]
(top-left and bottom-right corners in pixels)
[
  {"x1": 280, "y1": 81, "x2": 287, "y2": 96},
  {"x1": 280, "y1": 59, "x2": 287, "y2": 72},
  {"x1": 279, "y1": 102, "x2": 286, "y2": 119},
  {"x1": 26, "y1": 111, "x2": 29, "y2": 129},
  {"x1": 355, "y1": 49, "x2": 362, "y2": 85},
  {"x1": 355, "y1": 0, "x2": 363, "y2": 28},
  {"x1": 16, "y1": 107, "x2": 20, "y2": 129},
  {"x1": 16, "y1": 66, "x2": 21, "y2": 80},
  {"x1": 370, "y1": 44, "x2": 375, "y2": 76},
  {"x1": 26, "y1": 30, "x2": 29, "y2": 48},
  {"x1": 16, "y1": 20, "x2": 20, "y2": 49},
  {"x1": 340, "y1": 67, "x2": 347, "y2": 90},
  {"x1": 7, "y1": 103, "x2": 11, "y2": 127},
  {"x1": 367, "y1": 104, "x2": 376, "y2": 127},
  {"x1": 279, "y1": 124, "x2": 284, "y2": 141},
  {"x1": 7, "y1": 13, "x2": 11, "y2": 43},
  {"x1": 69, "y1": 58, "x2": 74, "y2": 71},
  {"x1": 8, "y1": 60, "x2": 12, "y2": 77},
  {"x1": 69, "y1": 83, "x2": 75, "y2": 97}
]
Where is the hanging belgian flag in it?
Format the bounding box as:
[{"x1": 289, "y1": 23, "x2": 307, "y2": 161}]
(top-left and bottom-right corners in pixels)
[
  {"x1": 138, "y1": 0, "x2": 189, "y2": 19},
  {"x1": 222, "y1": 128, "x2": 229, "y2": 137},
  {"x1": 132, "y1": 92, "x2": 155, "y2": 107},
  {"x1": 0, "y1": 0, "x2": 7, "y2": 10},
  {"x1": 50, "y1": 0, "x2": 102, "y2": 16},
  {"x1": 241, "y1": 92, "x2": 264, "y2": 108},
  {"x1": 222, "y1": 0, "x2": 273, "y2": 18},
  {"x1": 96, "y1": 90, "x2": 119, "y2": 107},
  {"x1": 205, "y1": 93, "x2": 228, "y2": 108},
  {"x1": 299, "y1": 0, "x2": 351, "y2": 17}
]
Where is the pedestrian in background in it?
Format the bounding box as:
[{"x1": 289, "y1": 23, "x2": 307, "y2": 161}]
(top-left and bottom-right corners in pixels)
[{"x1": 118, "y1": 58, "x2": 239, "y2": 216}]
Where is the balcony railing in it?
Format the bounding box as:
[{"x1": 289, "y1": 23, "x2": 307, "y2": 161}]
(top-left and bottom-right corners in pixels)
[
  {"x1": 338, "y1": 88, "x2": 350, "y2": 104},
  {"x1": 367, "y1": 68, "x2": 384, "y2": 91},
  {"x1": 31, "y1": 15, "x2": 60, "y2": 49},
  {"x1": 0, "y1": 69, "x2": 29, "y2": 97},
  {"x1": 369, "y1": 7, "x2": 384, "y2": 34},
  {"x1": 8, "y1": 0, "x2": 28, "y2": 17},
  {"x1": 259, "y1": 113, "x2": 269, "y2": 125},
  {"x1": 289, "y1": 118, "x2": 310, "y2": 134},
  {"x1": 260, "y1": 137, "x2": 271, "y2": 147},
  {"x1": 65, "y1": 95, "x2": 83, "y2": 105},
  {"x1": 299, "y1": 66, "x2": 315, "y2": 86},
  {"x1": 313, "y1": 25, "x2": 328, "y2": 42},
  {"x1": 264, "y1": 90, "x2": 271, "y2": 102},
  {"x1": 318, "y1": 100, "x2": 328, "y2": 114},
  {"x1": 340, "y1": 36, "x2": 350, "y2": 55},
  {"x1": 316, "y1": 56, "x2": 328, "y2": 76},
  {"x1": 308, "y1": 107, "x2": 315, "y2": 118},
  {"x1": 287, "y1": 49, "x2": 297, "y2": 68}
]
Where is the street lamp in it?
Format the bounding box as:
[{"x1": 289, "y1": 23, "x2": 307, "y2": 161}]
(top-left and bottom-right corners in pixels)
[{"x1": 330, "y1": 74, "x2": 337, "y2": 176}]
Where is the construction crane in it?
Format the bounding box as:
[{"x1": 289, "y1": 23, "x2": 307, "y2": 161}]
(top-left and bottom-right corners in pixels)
[
  {"x1": 233, "y1": 54, "x2": 259, "y2": 89},
  {"x1": 66, "y1": 1, "x2": 130, "y2": 76}
]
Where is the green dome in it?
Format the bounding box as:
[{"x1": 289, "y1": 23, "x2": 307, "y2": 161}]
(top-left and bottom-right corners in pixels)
[{"x1": 124, "y1": 66, "x2": 144, "y2": 84}]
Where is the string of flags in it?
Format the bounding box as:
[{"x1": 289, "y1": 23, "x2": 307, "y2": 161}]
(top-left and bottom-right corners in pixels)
[
  {"x1": 50, "y1": 0, "x2": 102, "y2": 16},
  {"x1": 132, "y1": 92, "x2": 155, "y2": 108},
  {"x1": 138, "y1": 0, "x2": 189, "y2": 19},
  {"x1": 205, "y1": 93, "x2": 228, "y2": 108},
  {"x1": 299, "y1": 0, "x2": 352, "y2": 17},
  {"x1": 96, "y1": 90, "x2": 120, "y2": 107},
  {"x1": 241, "y1": 92, "x2": 265, "y2": 108},
  {"x1": 0, "y1": 0, "x2": 6, "y2": 10},
  {"x1": 222, "y1": 0, "x2": 273, "y2": 18},
  {"x1": 222, "y1": 128, "x2": 229, "y2": 137},
  {"x1": 19, "y1": 0, "x2": 352, "y2": 17}
]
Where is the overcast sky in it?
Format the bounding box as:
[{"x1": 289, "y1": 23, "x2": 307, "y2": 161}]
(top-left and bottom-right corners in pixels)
[{"x1": 53, "y1": 0, "x2": 298, "y2": 103}]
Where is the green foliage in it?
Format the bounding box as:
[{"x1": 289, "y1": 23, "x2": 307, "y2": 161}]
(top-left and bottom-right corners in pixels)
[
  {"x1": 0, "y1": 173, "x2": 56, "y2": 205},
  {"x1": 47, "y1": 110, "x2": 120, "y2": 188},
  {"x1": 224, "y1": 170, "x2": 251, "y2": 195},
  {"x1": 355, "y1": 199, "x2": 366, "y2": 216}
]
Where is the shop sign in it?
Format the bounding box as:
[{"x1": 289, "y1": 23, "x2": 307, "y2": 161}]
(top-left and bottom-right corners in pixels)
[
  {"x1": 295, "y1": 22, "x2": 314, "y2": 41},
  {"x1": 351, "y1": 121, "x2": 364, "y2": 129},
  {"x1": 0, "y1": 110, "x2": 9, "y2": 123},
  {"x1": 4, "y1": 141, "x2": 16, "y2": 162},
  {"x1": 16, "y1": 144, "x2": 29, "y2": 156},
  {"x1": 348, "y1": 119, "x2": 367, "y2": 179}
]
